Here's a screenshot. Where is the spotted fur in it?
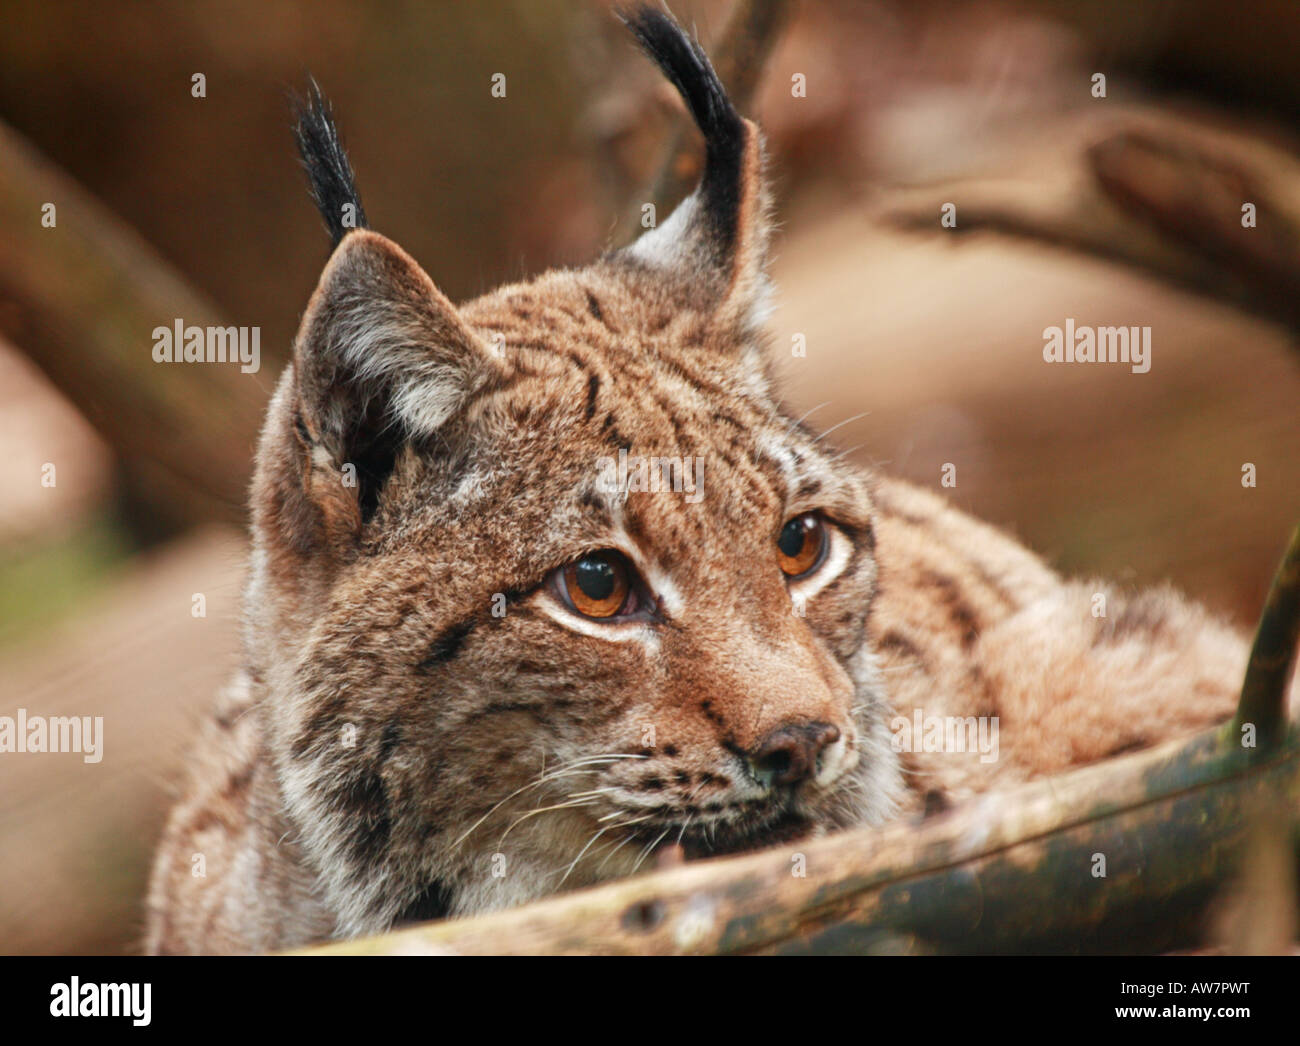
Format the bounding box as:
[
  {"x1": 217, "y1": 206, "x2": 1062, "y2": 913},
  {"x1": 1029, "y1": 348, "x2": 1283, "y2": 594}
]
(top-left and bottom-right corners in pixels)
[{"x1": 147, "y1": 7, "x2": 1254, "y2": 953}]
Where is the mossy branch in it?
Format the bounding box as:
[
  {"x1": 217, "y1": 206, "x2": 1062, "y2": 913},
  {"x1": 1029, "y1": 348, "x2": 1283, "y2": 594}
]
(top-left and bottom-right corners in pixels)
[{"x1": 1235, "y1": 525, "x2": 1300, "y2": 746}]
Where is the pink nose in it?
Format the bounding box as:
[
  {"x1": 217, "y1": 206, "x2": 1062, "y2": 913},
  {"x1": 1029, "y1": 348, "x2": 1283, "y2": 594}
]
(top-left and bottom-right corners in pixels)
[{"x1": 746, "y1": 722, "x2": 840, "y2": 787}]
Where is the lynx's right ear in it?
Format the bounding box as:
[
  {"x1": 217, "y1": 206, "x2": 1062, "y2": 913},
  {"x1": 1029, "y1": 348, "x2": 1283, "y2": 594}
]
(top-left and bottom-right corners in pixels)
[{"x1": 268, "y1": 230, "x2": 508, "y2": 552}]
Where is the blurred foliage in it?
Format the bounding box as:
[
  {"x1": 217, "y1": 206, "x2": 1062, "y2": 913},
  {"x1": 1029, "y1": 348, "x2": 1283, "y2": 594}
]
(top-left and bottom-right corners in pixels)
[{"x1": 0, "y1": 512, "x2": 132, "y2": 653}]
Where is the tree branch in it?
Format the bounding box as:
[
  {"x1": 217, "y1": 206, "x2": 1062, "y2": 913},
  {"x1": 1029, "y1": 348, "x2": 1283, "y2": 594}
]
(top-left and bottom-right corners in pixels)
[
  {"x1": 1236, "y1": 525, "x2": 1300, "y2": 746},
  {"x1": 0, "y1": 119, "x2": 265, "y2": 527},
  {"x1": 882, "y1": 111, "x2": 1300, "y2": 337}
]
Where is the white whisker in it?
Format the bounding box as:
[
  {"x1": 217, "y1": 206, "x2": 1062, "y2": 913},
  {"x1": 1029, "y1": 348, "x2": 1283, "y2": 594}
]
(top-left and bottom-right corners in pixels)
[
  {"x1": 496, "y1": 797, "x2": 597, "y2": 845},
  {"x1": 814, "y1": 411, "x2": 870, "y2": 444},
  {"x1": 631, "y1": 827, "x2": 672, "y2": 874},
  {"x1": 449, "y1": 753, "x2": 642, "y2": 849}
]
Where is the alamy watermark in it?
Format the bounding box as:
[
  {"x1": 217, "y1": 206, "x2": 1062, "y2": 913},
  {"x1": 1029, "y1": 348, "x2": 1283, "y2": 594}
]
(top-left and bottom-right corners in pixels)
[
  {"x1": 1043, "y1": 319, "x2": 1150, "y2": 374},
  {"x1": 50, "y1": 978, "x2": 150, "y2": 1026},
  {"x1": 0, "y1": 708, "x2": 103, "y2": 763},
  {"x1": 152, "y1": 319, "x2": 260, "y2": 373},
  {"x1": 596, "y1": 448, "x2": 704, "y2": 504},
  {"x1": 890, "y1": 710, "x2": 999, "y2": 764}
]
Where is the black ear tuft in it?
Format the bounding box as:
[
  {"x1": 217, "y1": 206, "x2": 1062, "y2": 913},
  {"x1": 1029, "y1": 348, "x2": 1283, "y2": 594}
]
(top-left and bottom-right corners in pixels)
[
  {"x1": 293, "y1": 79, "x2": 368, "y2": 247},
  {"x1": 619, "y1": 4, "x2": 745, "y2": 250}
]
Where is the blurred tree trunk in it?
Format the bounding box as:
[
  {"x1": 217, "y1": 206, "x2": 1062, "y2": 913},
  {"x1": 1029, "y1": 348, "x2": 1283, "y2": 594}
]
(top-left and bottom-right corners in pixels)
[{"x1": 0, "y1": 119, "x2": 264, "y2": 531}]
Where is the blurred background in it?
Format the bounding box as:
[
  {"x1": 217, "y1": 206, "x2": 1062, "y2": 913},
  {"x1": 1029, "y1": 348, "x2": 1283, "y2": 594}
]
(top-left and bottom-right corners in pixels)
[{"x1": 1, "y1": 0, "x2": 1298, "y2": 954}]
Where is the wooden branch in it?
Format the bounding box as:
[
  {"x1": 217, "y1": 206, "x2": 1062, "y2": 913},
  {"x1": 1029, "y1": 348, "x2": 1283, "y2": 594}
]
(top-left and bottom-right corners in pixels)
[
  {"x1": 1236, "y1": 525, "x2": 1300, "y2": 745},
  {"x1": 0, "y1": 119, "x2": 265, "y2": 527},
  {"x1": 615, "y1": 0, "x2": 795, "y2": 246},
  {"x1": 882, "y1": 110, "x2": 1300, "y2": 336}
]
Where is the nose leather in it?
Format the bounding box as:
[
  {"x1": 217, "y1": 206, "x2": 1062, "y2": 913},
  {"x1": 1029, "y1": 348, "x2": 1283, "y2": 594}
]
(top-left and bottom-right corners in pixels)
[{"x1": 747, "y1": 721, "x2": 840, "y2": 787}]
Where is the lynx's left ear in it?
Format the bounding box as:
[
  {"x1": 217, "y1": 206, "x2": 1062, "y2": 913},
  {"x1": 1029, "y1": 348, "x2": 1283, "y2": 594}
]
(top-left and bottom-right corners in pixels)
[{"x1": 619, "y1": 5, "x2": 772, "y2": 333}]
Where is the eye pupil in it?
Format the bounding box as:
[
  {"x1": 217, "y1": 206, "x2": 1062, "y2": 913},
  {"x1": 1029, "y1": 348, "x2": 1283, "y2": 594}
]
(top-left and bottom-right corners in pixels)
[
  {"x1": 778, "y1": 518, "x2": 809, "y2": 558},
  {"x1": 575, "y1": 556, "x2": 616, "y2": 601},
  {"x1": 777, "y1": 513, "x2": 825, "y2": 579}
]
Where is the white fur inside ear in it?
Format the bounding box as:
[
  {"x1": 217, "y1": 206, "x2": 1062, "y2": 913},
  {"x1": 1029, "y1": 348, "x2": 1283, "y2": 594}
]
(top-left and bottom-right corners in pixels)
[
  {"x1": 626, "y1": 190, "x2": 700, "y2": 271},
  {"x1": 331, "y1": 312, "x2": 479, "y2": 437},
  {"x1": 390, "y1": 366, "x2": 473, "y2": 433},
  {"x1": 626, "y1": 191, "x2": 774, "y2": 349}
]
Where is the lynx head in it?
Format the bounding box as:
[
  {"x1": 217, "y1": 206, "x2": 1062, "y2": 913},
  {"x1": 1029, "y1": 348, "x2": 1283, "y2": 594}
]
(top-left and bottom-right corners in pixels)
[{"x1": 248, "y1": 6, "x2": 900, "y2": 936}]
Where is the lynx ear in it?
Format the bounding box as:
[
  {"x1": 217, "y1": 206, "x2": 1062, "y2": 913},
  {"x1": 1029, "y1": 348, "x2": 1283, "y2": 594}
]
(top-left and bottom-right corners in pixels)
[
  {"x1": 289, "y1": 229, "x2": 507, "y2": 527},
  {"x1": 620, "y1": 5, "x2": 771, "y2": 331}
]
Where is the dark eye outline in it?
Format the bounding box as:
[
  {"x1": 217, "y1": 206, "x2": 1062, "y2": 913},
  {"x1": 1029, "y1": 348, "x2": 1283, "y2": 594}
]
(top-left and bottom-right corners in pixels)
[
  {"x1": 777, "y1": 512, "x2": 830, "y2": 581},
  {"x1": 547, "y1": 549, "x2": 658, "y2": 623}
]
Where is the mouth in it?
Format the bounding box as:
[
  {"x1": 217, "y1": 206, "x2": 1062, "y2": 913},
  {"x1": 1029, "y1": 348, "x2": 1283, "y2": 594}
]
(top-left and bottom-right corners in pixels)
[{"x1": 633, "y1": 807, "x2": 814, "y2": 863}]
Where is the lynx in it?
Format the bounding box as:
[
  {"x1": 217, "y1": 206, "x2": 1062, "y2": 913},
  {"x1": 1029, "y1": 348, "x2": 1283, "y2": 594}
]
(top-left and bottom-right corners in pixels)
[{"x1": 147, "y1": 7, "x2": 1252, "y2": 953}]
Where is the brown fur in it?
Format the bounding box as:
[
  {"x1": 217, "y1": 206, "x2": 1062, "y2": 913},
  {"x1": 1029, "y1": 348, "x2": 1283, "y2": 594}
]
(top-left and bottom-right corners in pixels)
[{"x1": 146, "y1": 10, "x2": 1256, "y2": 953}]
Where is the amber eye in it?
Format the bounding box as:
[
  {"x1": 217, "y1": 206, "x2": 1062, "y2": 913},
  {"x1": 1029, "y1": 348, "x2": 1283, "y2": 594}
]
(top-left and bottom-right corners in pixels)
[
  {"x1": 561, "y1": 551, "x2": 632, "y2": 619},
  {"x1": 777, "y1": 513, "x2": 827, "y2": 579}
]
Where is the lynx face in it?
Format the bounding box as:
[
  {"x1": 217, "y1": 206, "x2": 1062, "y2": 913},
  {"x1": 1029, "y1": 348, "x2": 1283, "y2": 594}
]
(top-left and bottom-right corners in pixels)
[{"x1": 245, "y1": 10, "x2": 901, "y2": 935}]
